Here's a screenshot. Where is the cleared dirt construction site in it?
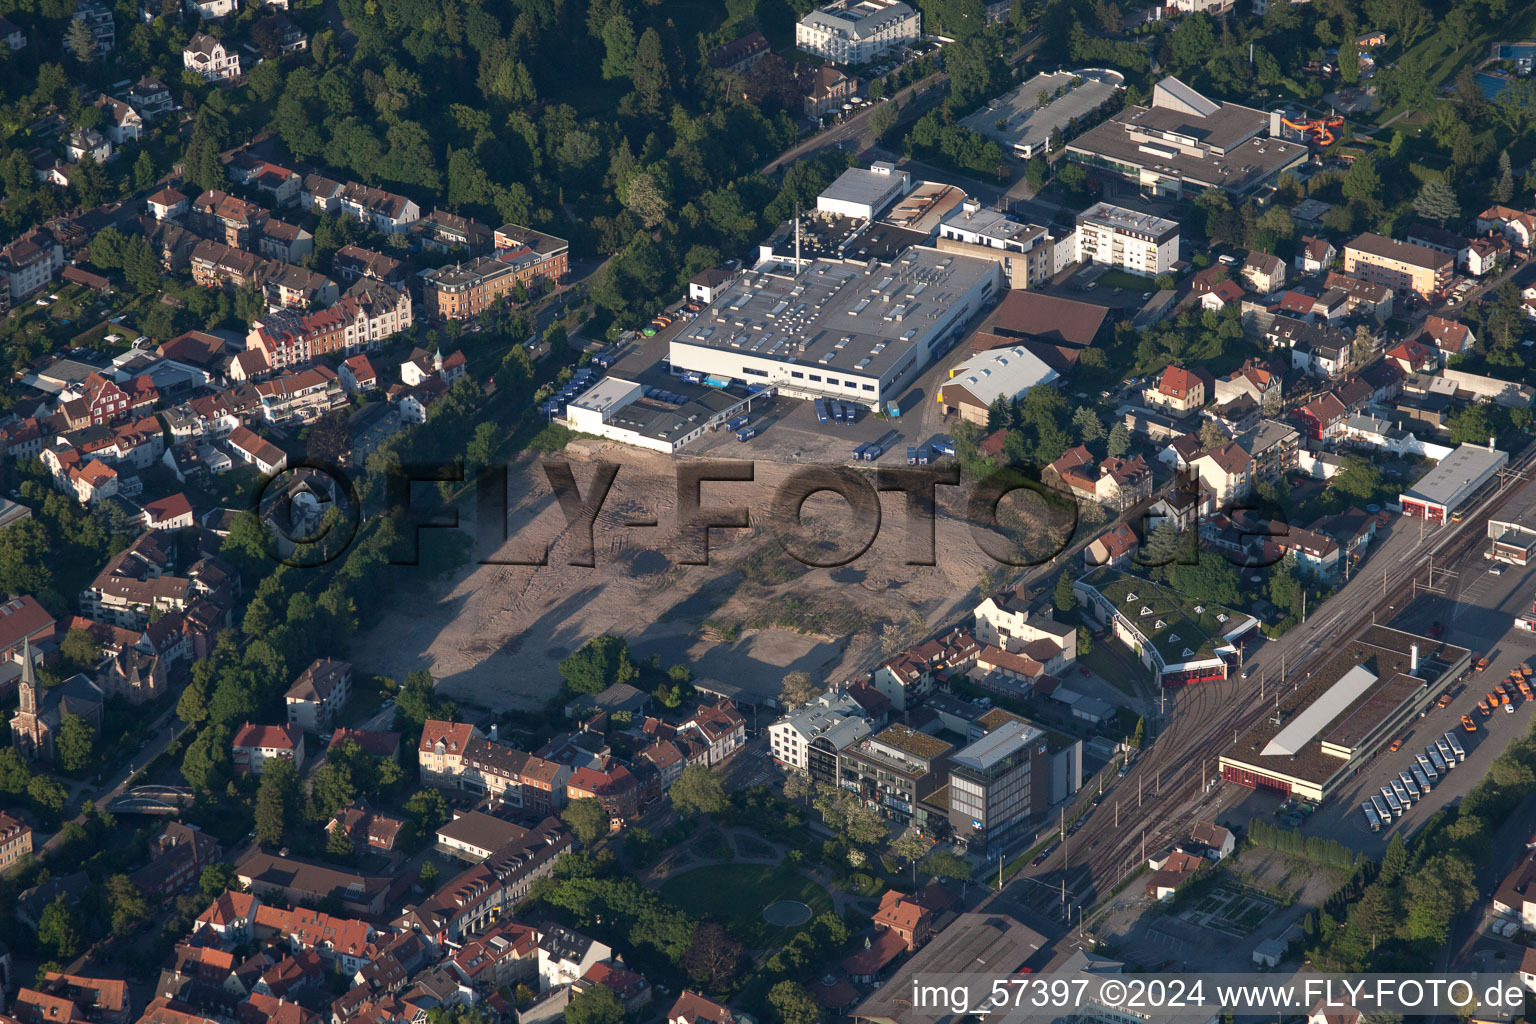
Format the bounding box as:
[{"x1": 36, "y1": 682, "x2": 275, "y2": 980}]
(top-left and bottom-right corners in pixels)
[{"x1": 355, "y1": 440, "x2": 1077, "y2": 709}]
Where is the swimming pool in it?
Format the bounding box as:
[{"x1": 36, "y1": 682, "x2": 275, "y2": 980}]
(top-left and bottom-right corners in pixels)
[
  {"x1": 1478, "y1": 71, "x2": 1513, "y2": 98},
  {"x1": 1497, "y1": 43, "x2": 1536, "y2": 60}
]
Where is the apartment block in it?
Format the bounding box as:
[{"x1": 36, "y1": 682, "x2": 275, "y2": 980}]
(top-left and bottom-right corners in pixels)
[
  {"x1": 1342, "y1": 232, "x2": 1453, "y2": 301},
  {"x1": 1074, "y1": 202, "x2": 1179, "y2": 276}
]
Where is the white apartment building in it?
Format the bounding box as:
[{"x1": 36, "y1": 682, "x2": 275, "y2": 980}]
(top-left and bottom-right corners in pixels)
[
  {"x1": 183, "y1": 32, "x2": 241, "y2": 80},
  {"x1": 935, "y1": 199, "x2": 1068, "y2": 289},
  {"x1": 972, "y1": 593, "x2": 1078, "y2": 666},
  {"x1": 795, "y1": 0, "x2": 919, "y2": 65},
  {"x1": 1074, "y1": 202, "x2": 1180, "y2": 276},
  {"x1": 767, "y1": 692, "x2": 872, "y2": 781}
]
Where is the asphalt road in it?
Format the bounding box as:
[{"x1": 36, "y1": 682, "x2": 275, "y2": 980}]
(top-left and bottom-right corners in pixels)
[
  {"x1": 39, "y1": 711, "x2": 185, "y2": 855},
  {"x1": 762, "y1": 33, "x2": 1044, "y2": 177}
]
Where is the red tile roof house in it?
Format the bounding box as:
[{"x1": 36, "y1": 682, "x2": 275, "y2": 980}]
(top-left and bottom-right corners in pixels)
[
  {"x1": 0, "y1": 594, "x2": 56, "y2": 667},
  {"x1": 1084, "y1": 523, "x2": 1139, "y2": 569},
  {"x1": 1293, "y1": 392, "x2": 1347, "y2": 441},
  {"x1": 1148, "y1": 365, "x2": 1207, "y2": 415},
  {"x1": 142, "y1": 492, "x2": 195, "y2": 530},
  {"x1": 577, "y1": 961, "x2": 652, "y2": 1014},
  {"x1": 194, "y1": 890, "x2": 259, "y2": 942},
  {"x1": 23, "y1": 973, "x2": 131, "y2": 1024},
  {"x1": 872, "y1": 889, "x2": 934, "y2": 951},
  {"x1": 225, "y1": 426, "x2": 287, "y2": 476},
  {"x1": 1199, "y1": 277, "x2": 1245, "y2": 311},
  {"x1": 666, "y1": 990, "x2": 739, "y2": 1024},
  {"x1": 1419, "y1": 315, "x2": 1475, "y2": 359},
  {"x1": 328, "y1": 728, "x2": 401, "y2": 760},
  {"x1": 566, "y1": 762, "x2": 641, "y2": 829},
  {"x1": 232, "y1": 722, "x2": 306, "y2": 775},
  {"x1": 1385, "y1": 338, "x2": 1438, "y2": 374},
  {"x1": 1145, "y1": 849, "x2": 1206, "y2": 900},
  {"x1": 339, "y1": 354, "x2": 379, "y2": 394}
]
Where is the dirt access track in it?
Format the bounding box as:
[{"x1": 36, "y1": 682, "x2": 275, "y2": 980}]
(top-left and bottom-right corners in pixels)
[{"x1": 353, "y1": 439, "x2": 1072, "y2": 710}]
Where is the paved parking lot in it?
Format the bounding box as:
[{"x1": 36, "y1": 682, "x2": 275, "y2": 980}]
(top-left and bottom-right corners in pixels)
[{"x1": 1232, "y1": 547, "x2": 1536, "y2": 856}]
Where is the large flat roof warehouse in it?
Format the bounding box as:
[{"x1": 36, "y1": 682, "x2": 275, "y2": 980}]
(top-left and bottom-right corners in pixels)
[
  {"x1": 668, "y1": 248, "x2": 1002, "y2": 408},
  {"x1": 817, "y1": 162, "x2": 911, "y2": 220},
  {"x1": 563, "y1": 377, "x2": 751, "y2": 453},
  {"x1": 1065, "y1": 76, "x2": 1308, "y2": 196},
  {"x1": 960, "y1": 68, "x2": 1126, "y2": 160},
  {"x1": 1219, "y1": 625, "x2": 1471, "y2": 802},
  {"x1": 851, "y1": 913, "x2": 1046, "y2": 1024},
  {"x1": 1400, "y1": 441, "x2": 1508, "y2": 518}
]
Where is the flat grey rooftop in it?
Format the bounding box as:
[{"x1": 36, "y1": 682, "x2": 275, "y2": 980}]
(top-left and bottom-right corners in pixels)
[
  {"x1": 672, "y1": 248, "x2": 996, "y2": 381},
  {"x1": 961, "y1": 68, "x2": 1125, "y2": 155}
]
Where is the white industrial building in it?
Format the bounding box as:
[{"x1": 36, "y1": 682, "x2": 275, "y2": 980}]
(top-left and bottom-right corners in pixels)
[
  {"x1": 668, "y1": 247, "x2": 1002, "y2": 410},
  {"x1": 795, "y1": 0, "x2": 919, "y2": 65},
  {"x1": 816, "y1": 162, "x2": 912, "y2": 221},
  {"x1": 562, "y1": 377, "x2": 753, "y2": 453},
  {"x1": 1398, "y1": 441, "x2": 1508, "y2": 522},
  {"x1": 1074, "y1": 203, "x2": 1180, "y2": 276}
]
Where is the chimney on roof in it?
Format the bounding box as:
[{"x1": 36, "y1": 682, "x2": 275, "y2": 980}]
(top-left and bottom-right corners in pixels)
[
  {"x1": 1410, "y1": 643, "x2": 1419, "y2": 673},
  {"x1": 1490, "y1": 436, "x2": 1497, "y2": 451},
  {"x1": 490, "y1": 723, "x2": 498, "y2": 741}
]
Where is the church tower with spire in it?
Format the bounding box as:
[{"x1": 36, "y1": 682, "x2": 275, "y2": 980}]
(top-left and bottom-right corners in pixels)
[{"x1": 11, "y1": 636, "x2": 39, "y2": 757}]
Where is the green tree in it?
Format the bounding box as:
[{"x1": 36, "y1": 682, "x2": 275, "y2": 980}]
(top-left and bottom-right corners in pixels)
[
  {"x1": 1412, "y1": 178, "x2": 1460, "y2": 225},
  {"x1": 1342, "y1": 154, "x2": 1382, "y2": 209},
  {"x1": 200, "y1": 864, "x2": 239, "y2": 899},
  {"x1": 1339, "y1": 42, "x2": 1359, "y2": 85},
  {"x1": 65, "y1": 17, "x2": 97, "y2": 61},
  {"x1": 106, "y1": 875, "x2": 148, "y2": 935},
  {"x1": 1106, "y1": 423, "x2": 1130, "y2": 458},
  {"x1": 38, "y1": 896, "x2": 80, "y2": 960},
  {"x1": 565, "y1": 978, "x2": 625, "y2": 1024},
  {"x1": 670, "y1": 764, "x2": 727, "y2": 817},
  {"x1": 920, "y1": 848, "x2": 972, "y2": 880},
  {"x1": 419, "y1": 858, "x2": 440, "y2": 889},
  {"x1": 561, "y1": 797, "x2": 609, "y2": 845},
  {"x1": 632, "y1": 28, "x2": 670, "y2": 113},
  {"x1": 1494, "y1": 151, "x2": 1515, "y2": 204},
  {"x1": 56, "y1": 713, "x2": 96, "y2": 775},
  {"x1": 891, "y1": 830, "x2": 928, "y2": 883},
  {"x1": 559, "y1": 636, "x2": 636, "y2": 695},
  {"x1": 254, "y1": 758, "x2": 296, "y2": 845},
  {"x1": 1054, "y1": 572, "x2": 1076, "y2": 613},
  {"x1": 59, "y1": 629, "x2": 101, "y2": 672},
  {"x1": 327, "y1": 820, "x2": 357, "y2": 857},
  {"x1": 1072, "y1": 406, "x2": 1103, "y2": 442},
  {"x1": 1448, "y1": 404, "x2": 1493, "y2": 445},
  {"x1": 600, "y1": 15, "x2": 636, "y2": 79},
  {"x1": 769, "y1": 980, "x2": 822, "y2": 1024}
]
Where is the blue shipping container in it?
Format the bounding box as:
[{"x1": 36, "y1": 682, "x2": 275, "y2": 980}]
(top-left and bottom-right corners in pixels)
[
  {"x1": 814, "y1": 398, "x2": 829, "y2": 424},
  {"x1": 736, "y1": 427, "x2": 757, "y2": 441}
]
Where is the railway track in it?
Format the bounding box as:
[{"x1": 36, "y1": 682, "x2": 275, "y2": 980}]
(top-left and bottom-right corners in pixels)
[{"x1": 1008, "y1": 438, "x2": 1536, "y2": 925}]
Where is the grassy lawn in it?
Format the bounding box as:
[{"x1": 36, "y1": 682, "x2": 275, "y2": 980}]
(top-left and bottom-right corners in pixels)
[
  {"x1": 1092, "y1": 268, "x2": 1158, "y2": 292},
  {"x1": 658, "y1": 863, "x2": 833, "y2": 947}
]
